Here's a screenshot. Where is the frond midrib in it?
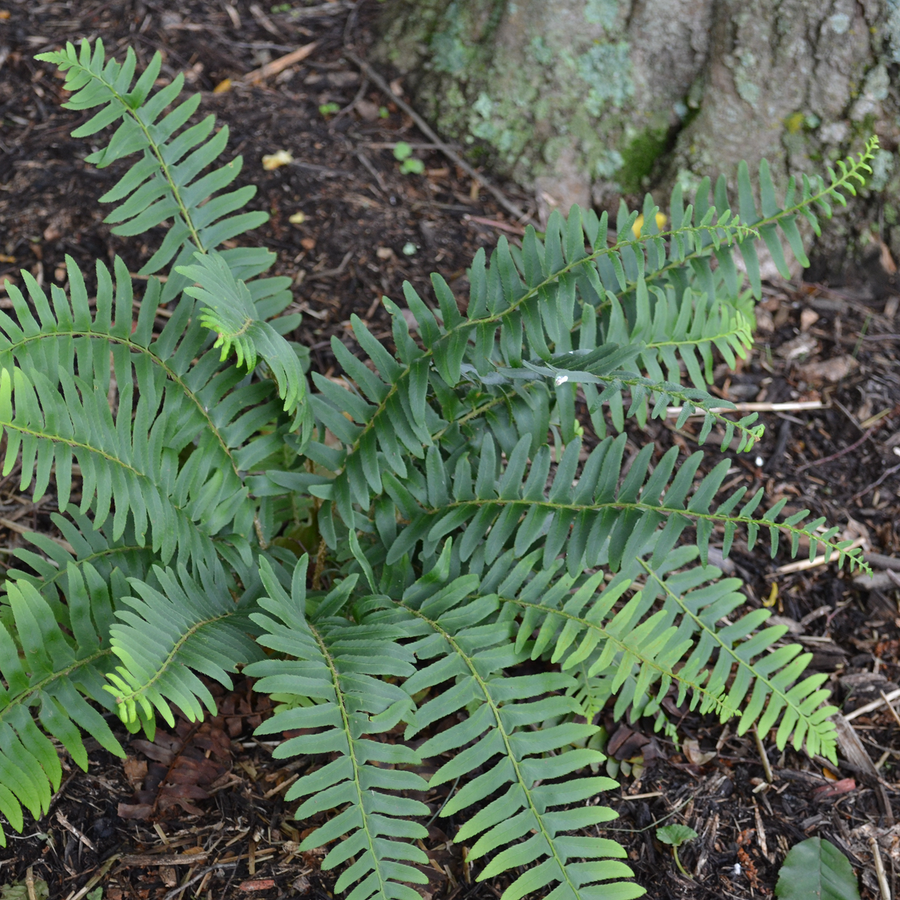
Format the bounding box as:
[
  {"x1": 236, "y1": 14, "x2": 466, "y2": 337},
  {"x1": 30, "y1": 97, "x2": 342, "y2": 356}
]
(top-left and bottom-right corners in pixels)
[
  {"x1": 408, "y1": 496, "x2": 855, "y2": 565},
  {"x1": 399, "y1": 599, "x2": 585, "y2": 895},
  {"x1": 309, "y1": 619, "x2": 392, "y2": 900},
  {"x1": 0, "y1": 647, "x2": 114, "y2": 719}
]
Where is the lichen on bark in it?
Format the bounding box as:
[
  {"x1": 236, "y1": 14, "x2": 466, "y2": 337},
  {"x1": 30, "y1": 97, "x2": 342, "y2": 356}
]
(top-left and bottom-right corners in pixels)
[{"x1": 374, "y1": 0, "x2": 900, "y2": 276}]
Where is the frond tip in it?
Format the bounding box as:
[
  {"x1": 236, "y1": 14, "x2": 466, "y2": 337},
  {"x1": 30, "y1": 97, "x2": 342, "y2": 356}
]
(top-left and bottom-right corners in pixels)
[{"x1": 177, "y1": 251, "x2": 312, "y2": 432}]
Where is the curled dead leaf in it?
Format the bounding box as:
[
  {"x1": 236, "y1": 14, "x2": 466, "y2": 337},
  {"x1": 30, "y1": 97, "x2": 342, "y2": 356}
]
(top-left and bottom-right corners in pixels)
[{"x1": 683, "y1": 738, "x2": 716, "y2": 766}]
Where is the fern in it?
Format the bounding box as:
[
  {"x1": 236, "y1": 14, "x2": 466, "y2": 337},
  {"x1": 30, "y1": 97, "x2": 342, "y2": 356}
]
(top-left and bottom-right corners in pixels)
[{"x1": 0, "y1": 38, "x2": 876, "y2": 900}]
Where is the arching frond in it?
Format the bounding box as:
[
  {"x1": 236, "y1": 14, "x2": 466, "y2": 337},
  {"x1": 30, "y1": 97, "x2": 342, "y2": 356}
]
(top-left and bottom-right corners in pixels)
[
  {"x1": 379, "y1": 433, "x2": 865, "y2": 575},
  {"x1": 246, "y1": 557, "x2": 430, "y2": 900},
  {"x1": 349, "y1": 554, "x2": 643, "y2": 900},
  {"x1": 34, "y1": 40, "x2": 311, "y2": 413},
  {"x1": 0, "y1": 566, "x2": 128, "y2": 846},
  {"x1": 34, "y1": 39, "x2": 266, "y2": 275},
  {"x1": 498, "y1": 545, "x2": 838, "y2": 759},
  {"x1": 105, "y1": 563, "x2": 262, "y2": 733}
]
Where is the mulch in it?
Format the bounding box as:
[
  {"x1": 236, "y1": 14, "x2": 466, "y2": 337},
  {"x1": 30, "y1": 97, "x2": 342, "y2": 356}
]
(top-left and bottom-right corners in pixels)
[{"x1": 1, "y1": 2, "x2": 899, "y2": 898}]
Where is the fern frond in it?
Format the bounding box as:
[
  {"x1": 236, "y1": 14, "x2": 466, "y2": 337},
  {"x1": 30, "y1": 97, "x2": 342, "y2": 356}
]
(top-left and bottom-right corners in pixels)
[
  {"x1": 0, "y1": 569, "x2": 127, "y2": 846},
  {"x1": 601, "y1": 278, "x2": 753, "y2": 392},
  {"x1": 309, "y1": 312, "x2": 762, "y2": 545},
  {"x1": 718, "y1": 137, "x2": 878, "y2": 296},
  {"x1": 380, "y1": 434, "x2": 864, "y2": 575},
  {"x1": 34, "y1": 39, "x2": 310, "y2": 405},
  {"x1": 177, "y1": 251, "x2": 312, "y2": 434},
  {"x1": 622, "y1": 138, "x2": 880, "y2": 302},
  {"x1": 493, "y1": 550, "x2": 732, "y2": 730},
  {"x1": 104, "y1": 562, "x2": 262, "y2": 733},
  {"x1": 246, "y1": 558, "x2": 431, "y2": 900},
  {"x1": 1, "y1": 509, "x2": 154, "y2": 628},
  {"x1": 637, "y1": 557, "x2": 839, "y2": 760},
  {"x1": 0, "y1": 362, "x2": 231, "y2": 569},
  {"x1": 368, "y1": 560, "x2": 642, "y2": 900},
  {"x1": 34, "y1": 39, "x2": 266, "y2": 274},
  {"x1": 498, "y1": 543, "x2": 837, "y2": 759}
]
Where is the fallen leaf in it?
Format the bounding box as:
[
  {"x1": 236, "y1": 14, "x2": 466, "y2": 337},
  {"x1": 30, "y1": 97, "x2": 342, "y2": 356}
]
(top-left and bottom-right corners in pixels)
[
  {"x1": 777, "y1": 332, "x2": 818, "y2": 360},
  {"x1": 800, "y1": 308, "x2": 819, "y2": 331},
  {"x1": 683, "y1": 738, "x2": 716, "y2": 766},
  {"x1": 123, "y1": 756, "x2": 148, "y2": 788}
]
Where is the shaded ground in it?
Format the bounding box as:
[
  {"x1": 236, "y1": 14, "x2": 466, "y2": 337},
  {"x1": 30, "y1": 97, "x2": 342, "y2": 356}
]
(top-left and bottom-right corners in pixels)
[{"x1": 1, "y1": 2, "x2": 900, "y2": 899}]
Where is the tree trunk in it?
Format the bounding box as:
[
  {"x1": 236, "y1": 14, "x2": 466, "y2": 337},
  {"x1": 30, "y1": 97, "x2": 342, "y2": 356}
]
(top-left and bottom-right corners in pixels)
[{"x1": 373, "y1": 0, "x2": 899, "y2": 280}]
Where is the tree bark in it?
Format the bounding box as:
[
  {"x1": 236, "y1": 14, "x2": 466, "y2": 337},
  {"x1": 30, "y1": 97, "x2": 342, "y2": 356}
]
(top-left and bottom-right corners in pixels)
[{"x1": 373, "y1": 0, "x2": 900, "y2": 279}]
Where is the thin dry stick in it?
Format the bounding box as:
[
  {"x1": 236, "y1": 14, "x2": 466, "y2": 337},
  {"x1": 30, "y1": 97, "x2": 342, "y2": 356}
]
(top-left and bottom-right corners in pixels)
[
  {"x1": 345, "y1": 51, "x2": 536, "y2": 226},
  {"x1": 753, "y1": 727, "x2": 774, "y2": 784},
  {"x1": 845, "y1": 687, "x2": 900, "y2": 722},
  {"x1": 665, "y1": 400, "x2": 825, "y2": 417},
  {"x1": 870, "y1": 835, "x2": 891, "y2": 900}
]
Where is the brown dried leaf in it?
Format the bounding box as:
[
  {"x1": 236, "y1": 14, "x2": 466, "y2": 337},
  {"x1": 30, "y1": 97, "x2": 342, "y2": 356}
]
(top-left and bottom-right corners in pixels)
[
  {"x1": 117, "y1": 802, "x2": 154, "y2": 820},
  {"x1": 123, "y1": 756, "x2": 148, "y2": 788},
  {"x1": 683, "y1": 738, "x2": 716, "y2": 766}
]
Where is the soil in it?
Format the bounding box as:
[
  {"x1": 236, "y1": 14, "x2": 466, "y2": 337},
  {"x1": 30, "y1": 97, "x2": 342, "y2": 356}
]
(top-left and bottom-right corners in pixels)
[{"x1": 1, "y1": 2, "x2": 899, "y2": 900}]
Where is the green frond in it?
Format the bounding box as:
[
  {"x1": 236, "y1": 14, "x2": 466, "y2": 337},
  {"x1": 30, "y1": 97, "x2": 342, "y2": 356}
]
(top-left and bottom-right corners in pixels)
[
  {"x1": 365, "y1": 563, "x2": 643, "y2": 900},
  {"x1": 0, "y1": 362, "x2": 234, "y2": 569},
  {"x1": 601, "y1": 279, "x2": 753, "y2": 392},
  {"x1": 638, "y1": 558, "x2": 839, "y2": 761},
  {"x1": 0, "y1": 569, "x2": 128, "y2": 846},
  {"x1": 246, "y1": 557, "x2": 430, "y2": 900},
  {"x1": 105, "y1": 562, "x2": 262, "y2": 733},
  {"x1": 34, "y1": 39, "x2": 267, "y2": 275},
  {"x1": 376, "y1": 434, "x2": 862, "y2": 576},
  {"x1": 177, "y1": 251, "x2": 312, "y2": 436}
]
